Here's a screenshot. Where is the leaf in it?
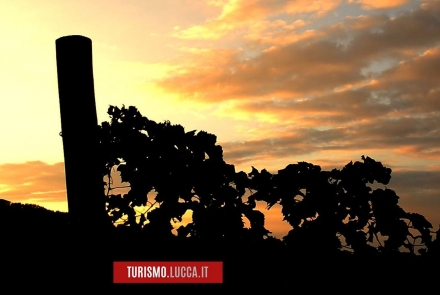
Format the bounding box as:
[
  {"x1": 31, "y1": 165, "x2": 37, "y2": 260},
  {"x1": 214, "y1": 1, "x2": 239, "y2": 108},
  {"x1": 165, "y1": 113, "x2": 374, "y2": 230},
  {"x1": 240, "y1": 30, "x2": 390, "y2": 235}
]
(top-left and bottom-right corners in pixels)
[
  {"x1": 407, "y1": 213, "x2": 433, "y2": 230},
  {"x1": 249, "y1": 166, "x2": 259, "y2": 178},
  {"x1": 110, "y1": 210, "x2": 123, "y2": 222},
  {"x1": 247, "y1": 196, "x2": 256, "y2": 209},
  {"x1": 155, "y1": 193, "x2": 165, "y2": 203},
  {"x1": 100, "y1": 105, "x2": 436, "y2": 255}
]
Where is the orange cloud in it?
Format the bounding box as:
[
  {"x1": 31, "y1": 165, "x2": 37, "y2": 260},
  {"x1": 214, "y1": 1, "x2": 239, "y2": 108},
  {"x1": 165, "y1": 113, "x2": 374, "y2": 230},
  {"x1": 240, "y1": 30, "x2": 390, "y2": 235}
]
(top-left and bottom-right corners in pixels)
[
  {"x1": 245, "y1": 19, "x2": 319, "y2": 46},
  {"x1": 159, "y1": 1, "x2": 440, "y2": 107},
  {"x1": 285, "y1": 0, "x2": 342, "y2": 16},
  {"x1": 150, "y1": 4, "x2": 440, "y2": 211},
  {"x1": 365, "y1": 47, "x2": 440, "y2": 122},
  {"x1": 0, "y1": 162, "x2": 67, "y2": 210},
  {"x1": 353, "y1": 0, "x2": 411, "y2": 10},
  {"x1": 154, "y1": 0, "x2": 440, "y2": 148},
  {"x1": 173, "y1": 0, "x2": 341, "y2": 40}
]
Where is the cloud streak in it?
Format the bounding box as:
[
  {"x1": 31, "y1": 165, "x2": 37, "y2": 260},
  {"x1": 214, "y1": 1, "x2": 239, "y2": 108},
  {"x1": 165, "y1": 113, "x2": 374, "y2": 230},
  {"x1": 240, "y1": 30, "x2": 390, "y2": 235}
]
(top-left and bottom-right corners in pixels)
[
  {"x1": 352, "y1": 0, "x2": 412, "y2": 10},
  {"x1": 172, "y1": 0, "x2": 341, "y2": 40},
  {"x1": 160, "y1": 2, "x2": 440, "y2": 102},
  {"x1": 0, "y1": 161, "x2": 67, "y2": 205}
]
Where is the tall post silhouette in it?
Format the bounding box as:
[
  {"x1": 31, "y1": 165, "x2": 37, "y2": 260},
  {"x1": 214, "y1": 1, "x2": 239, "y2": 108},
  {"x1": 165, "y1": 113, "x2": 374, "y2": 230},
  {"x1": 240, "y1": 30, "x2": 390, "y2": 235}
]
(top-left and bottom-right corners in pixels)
[{"x1": 55, "y1": 35, "x2": 107, "y2": 228}]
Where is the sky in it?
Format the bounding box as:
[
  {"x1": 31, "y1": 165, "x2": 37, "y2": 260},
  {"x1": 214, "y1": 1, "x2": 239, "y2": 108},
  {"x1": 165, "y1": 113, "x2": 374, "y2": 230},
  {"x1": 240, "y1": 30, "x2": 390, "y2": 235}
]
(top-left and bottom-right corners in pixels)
[{"x1": 0, "y1": 0, "x2": 439, "y2": 238}]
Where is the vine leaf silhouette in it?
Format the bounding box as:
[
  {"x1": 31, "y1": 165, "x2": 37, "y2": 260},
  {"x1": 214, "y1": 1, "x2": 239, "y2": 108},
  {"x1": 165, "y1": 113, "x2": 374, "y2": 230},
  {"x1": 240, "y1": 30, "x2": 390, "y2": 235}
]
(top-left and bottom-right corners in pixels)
[{"x1": 97, "y1": 104, "x2": 438, "y2": 258}]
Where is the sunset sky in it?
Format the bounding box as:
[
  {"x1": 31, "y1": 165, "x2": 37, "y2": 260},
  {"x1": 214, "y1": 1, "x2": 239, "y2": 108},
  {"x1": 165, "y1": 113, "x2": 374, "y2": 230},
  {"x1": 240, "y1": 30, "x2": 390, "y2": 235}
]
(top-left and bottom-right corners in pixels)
[{"x1": 1, "y1": 0, "x2": 439, "y2": 238}]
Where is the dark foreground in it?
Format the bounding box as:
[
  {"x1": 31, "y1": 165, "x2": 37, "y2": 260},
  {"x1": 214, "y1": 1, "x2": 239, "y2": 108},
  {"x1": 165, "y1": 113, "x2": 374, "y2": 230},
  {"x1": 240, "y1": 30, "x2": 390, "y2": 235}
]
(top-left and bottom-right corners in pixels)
[
  {"x1": 2, "y1": 229, "x2": 438, "y2": 292},
  {"x1": 1, "y1": 200, "x2": 438, "y2": 292}
]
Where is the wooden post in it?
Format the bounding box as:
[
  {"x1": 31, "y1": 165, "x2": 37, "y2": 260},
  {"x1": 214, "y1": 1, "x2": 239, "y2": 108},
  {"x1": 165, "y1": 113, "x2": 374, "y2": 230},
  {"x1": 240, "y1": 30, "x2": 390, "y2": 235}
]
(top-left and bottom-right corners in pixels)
[{"x1": 55, "y1": 35, "x2": 107, "y2": 228}]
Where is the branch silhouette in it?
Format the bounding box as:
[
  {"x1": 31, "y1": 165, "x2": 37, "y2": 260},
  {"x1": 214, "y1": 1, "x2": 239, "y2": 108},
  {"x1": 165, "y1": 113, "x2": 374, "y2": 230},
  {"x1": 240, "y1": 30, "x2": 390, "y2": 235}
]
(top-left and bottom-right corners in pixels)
[{"x1": 97, "y1": 105, "x2": 439, "y2": 258}]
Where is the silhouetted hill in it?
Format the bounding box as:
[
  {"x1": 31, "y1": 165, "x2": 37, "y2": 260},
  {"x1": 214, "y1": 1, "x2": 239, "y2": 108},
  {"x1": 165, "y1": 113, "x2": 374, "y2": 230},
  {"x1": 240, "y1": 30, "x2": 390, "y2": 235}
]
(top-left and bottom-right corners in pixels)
[{"x1": 0, "y1": 199, "x2": 69, "y2": 232}]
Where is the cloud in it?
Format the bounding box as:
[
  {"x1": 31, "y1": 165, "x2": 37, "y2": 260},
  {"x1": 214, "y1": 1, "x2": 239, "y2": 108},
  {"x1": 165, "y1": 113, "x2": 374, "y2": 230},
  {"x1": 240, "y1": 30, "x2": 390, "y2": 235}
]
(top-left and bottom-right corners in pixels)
[
  {"x1": 284, "y1": 0, "x2": 342, "y2": 15},
  {"x1": 154, "y1": 2, "x2": 440, "y2": 169},
  {"x1": 353, "y1": 0, "x2": 411, "y2": 10},
  {"x1": 221, "y1": 127, "x2": 351, "y2": 166},
  {"x1": 0, "y1": 161, "x2": 67, "y2": 204},
  {"x1": 244, "y1": 19, "x2": 318, "y2": 46},
  {"x1": 158, "y1": 1, "x2": 440, "y2": 105},
  {"x1": 368, "y1": 47, "x2": 440, "y2": 114},
  {"x1": 172, "y1": 0, "x2": 341, "y2": 40},
  {"x1": 220, "y1": 111, "x2": 440, "y2": 171}
]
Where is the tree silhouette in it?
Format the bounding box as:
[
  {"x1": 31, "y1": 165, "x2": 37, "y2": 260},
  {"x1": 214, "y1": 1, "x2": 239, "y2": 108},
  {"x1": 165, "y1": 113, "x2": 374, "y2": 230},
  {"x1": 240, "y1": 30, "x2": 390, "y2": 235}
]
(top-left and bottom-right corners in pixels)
[
  {"x1": 98, "y1": 105, "x2": 438, "y2": 258},
  {"x1": 0, "y1": 199, "x2": 69, "y2": 234},
  {"x1": 248, "y1": 157, "x2": 436, "y2": 256},
  {"x1": 99, "y1": 105, "x2": 271, "y2": 244}
]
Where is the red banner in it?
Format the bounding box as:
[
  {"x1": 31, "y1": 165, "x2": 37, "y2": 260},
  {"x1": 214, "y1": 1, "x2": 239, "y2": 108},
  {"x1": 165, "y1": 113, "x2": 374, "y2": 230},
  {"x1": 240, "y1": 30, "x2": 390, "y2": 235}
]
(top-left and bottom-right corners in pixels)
[{"x1": 113, "y1": 261, "x2": 223, "y2": 283}]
